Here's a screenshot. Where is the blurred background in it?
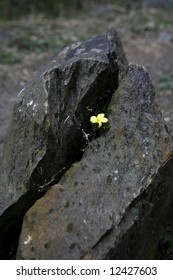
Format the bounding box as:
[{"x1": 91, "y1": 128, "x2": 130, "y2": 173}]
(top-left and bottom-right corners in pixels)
[{"x1": 0, "y1": 0, "x2": 173, "y2": 258}]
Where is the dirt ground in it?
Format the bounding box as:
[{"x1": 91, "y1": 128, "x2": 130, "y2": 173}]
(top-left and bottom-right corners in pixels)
[{"x1": 0, "y1": 3, "x2": 173, "y2": 258}]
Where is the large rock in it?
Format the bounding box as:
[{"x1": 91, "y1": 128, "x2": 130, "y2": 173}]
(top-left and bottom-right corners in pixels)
[
  {"x1": 0, "y1": 29, "x2": 128, "y2": 259},
  {"x1": 17, "y1": 64, "x2": 173, "y2": 260}
]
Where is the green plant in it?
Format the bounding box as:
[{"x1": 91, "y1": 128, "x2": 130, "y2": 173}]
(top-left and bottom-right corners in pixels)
[
  {"x1": 157, "y1": 75, "x2": 173, "y2": 93},
  {"x1": 0, "y1": 51, "x2": 21, "y2": 64}
]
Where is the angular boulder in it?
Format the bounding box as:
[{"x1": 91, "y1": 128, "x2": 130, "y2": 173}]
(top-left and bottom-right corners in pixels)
[
  {"x1": 0, "y1": 29, "x2": 128, "y2": 259},
  {"x1": 17, "y1": 64, "x2": 173, "y2": 260}
]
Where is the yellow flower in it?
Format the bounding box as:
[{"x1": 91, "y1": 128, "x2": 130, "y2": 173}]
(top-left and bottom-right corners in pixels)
[{"x1": 90, "y1": 113, "x2": 108, "y2": 128}]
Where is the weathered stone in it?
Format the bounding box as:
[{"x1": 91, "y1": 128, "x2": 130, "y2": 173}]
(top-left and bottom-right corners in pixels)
[
  {"x1": 17, "y1": 64, "x2": 173, "y2": 260},
  {"x1": 0, "y1": 29, "x2": 128, "y2": 259}
]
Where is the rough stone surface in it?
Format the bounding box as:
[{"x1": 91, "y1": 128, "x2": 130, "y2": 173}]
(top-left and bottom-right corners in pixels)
[
  {"x1": 0, "y1": 29, "x2": 128, "y2": 259},
  {"x1": 17, "y1": 64, "x2": 173, "y2": 260}
]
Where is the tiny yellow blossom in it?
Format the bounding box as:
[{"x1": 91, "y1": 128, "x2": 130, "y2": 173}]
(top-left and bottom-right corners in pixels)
[{"x1": 90, "y1": 113, "x2": 108, "y2": 128}]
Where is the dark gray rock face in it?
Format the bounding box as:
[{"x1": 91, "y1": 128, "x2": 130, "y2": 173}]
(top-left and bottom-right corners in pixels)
[
  {"x1": 17, "y1": 64, "x2": 173, "y2": 260},
  {"x1": 0, "y1": 29, "x2": 128, "y2": 259}
]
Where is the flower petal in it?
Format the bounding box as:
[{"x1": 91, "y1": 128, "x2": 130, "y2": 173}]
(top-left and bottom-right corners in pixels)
[
  {"x1": 97, "y1": 113, "x2": 105, "y2": 121},
  {"x1": 101, "y1": 117, "x2": 108, "y2": 123},
  {"x1": 90, "y1": 116, "x2": 97, "y2": 123},
  {"x1": 98, "y1": 121, "x2": 102, "y2": 128}
]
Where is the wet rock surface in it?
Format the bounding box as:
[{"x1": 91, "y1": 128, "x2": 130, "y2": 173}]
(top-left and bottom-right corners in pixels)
[
  {"x1": 17, "y1": 64, "x2": 173, "y2": 260},
  {"x1": 0, "y1": 29, "x2": 128, "y2": 259}
]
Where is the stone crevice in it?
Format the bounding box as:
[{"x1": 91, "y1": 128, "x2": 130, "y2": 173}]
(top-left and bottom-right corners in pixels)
[{"x1": 0, "y1": 29, "x2": 128, "y2": 259}]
